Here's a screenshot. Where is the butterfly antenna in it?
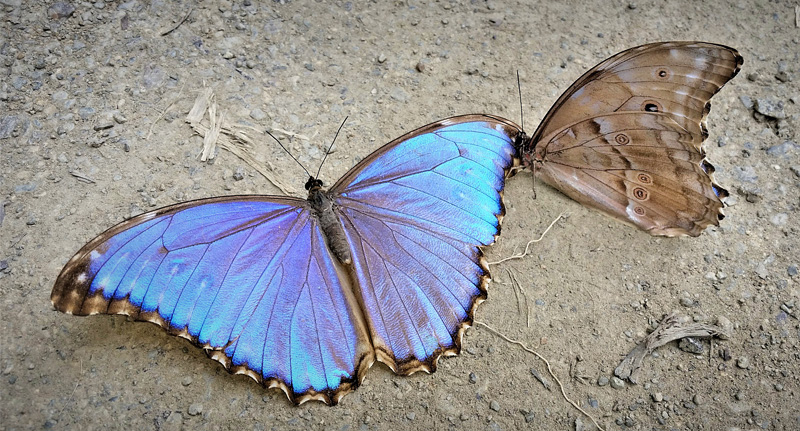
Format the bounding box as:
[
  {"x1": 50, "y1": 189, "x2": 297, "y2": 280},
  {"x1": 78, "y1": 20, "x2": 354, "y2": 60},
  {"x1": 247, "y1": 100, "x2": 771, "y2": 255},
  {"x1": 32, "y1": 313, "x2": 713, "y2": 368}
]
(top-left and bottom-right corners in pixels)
[
  {"x1": 265, "y1": 129, "x2": 312, "y2": 179},
  {"x1": 316, "y1": 116, "x2": 348, "y2": 179},
  {"x1": 517, "y1": 70, "x2": 525, "y2": 132}
]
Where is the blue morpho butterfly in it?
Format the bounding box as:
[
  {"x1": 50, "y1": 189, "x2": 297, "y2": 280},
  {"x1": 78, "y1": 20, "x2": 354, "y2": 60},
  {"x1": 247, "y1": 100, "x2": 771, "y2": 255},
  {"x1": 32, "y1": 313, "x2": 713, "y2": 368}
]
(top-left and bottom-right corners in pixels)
[
  {"x1": 50, "y1": 114, "x2": 523, "y2": 405},
  {"x1": 515, "y1": 42, "x2": 742, "y2": 236}
]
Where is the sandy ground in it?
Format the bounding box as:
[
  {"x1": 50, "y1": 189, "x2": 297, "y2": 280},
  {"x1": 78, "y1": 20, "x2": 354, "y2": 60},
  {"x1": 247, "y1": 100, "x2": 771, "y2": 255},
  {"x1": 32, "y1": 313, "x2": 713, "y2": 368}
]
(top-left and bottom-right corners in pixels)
[{"x1": 1, "y1": 0, "x2": 798, "y2": 429}]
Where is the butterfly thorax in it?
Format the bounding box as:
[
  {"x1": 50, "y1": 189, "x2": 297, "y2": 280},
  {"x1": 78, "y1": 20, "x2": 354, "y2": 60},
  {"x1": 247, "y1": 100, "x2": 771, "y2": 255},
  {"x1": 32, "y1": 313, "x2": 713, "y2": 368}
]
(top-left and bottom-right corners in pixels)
[
  {"x1": 306, "y1": 178, "x2": 353, "y2": 265},
  {"x1": 514, "y1": 132, "x2": 546, "y2": 171}
]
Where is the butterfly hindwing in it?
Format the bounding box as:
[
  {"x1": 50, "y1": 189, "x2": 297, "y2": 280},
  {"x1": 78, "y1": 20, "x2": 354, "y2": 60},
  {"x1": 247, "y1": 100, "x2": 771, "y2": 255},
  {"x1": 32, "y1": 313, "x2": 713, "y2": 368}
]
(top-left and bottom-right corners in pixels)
[
  {"x1": 331, "y1": 115, "x2": 519, "y2": 373},
  {"x1": 535, "y1": 112, "x2": 723, "y2": 235},
  {"x1": 51, "y1": 197, "x2": 374, "y2": 405}
]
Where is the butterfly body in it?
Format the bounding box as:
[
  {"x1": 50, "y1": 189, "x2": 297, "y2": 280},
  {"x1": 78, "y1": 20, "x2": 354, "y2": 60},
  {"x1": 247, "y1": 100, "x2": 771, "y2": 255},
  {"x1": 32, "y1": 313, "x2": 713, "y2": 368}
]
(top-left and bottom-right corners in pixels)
[
  {"x1": 517, "y1": 41, "x2": 742, "y2": 236},
  {"x1": 305, "y1": 179, "x2": 352, "y2": 264}
]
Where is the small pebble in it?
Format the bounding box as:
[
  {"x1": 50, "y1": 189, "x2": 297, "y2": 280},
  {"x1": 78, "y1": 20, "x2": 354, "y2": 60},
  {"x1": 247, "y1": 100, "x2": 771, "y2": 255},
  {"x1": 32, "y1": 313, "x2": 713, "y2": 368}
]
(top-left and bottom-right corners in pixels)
[
  {"x1": 754, "y1": 98, "x2": 786, "y2": 119},
  {"x1": 520, "y1": 409, "x2": 535, "y2": 423},
  {"x1": 48, "y1": 2, "x2": 76, "y2": 19},
  {"x1": 693, "y1": 394, "x2": 705, "y2": 405},
  {"x1": 390, "y1": 87, "x2": 409, "y2": 102},
  {"x1": 739, "y1": 95, "x2": 753, "y2": 110},
  {"x1": 164, "y1": 411, "x2": 183, "y2": 426},
  {"x1": 652, "y1": 392, "x2": 663, "y2": 402},
  {"x1": 93, "y1": 122, "x2": 114, "y2": 131},
  {"x1": 530, "y1": 368, "x2": 550, "y2": 389},
  {"x1": 610, "y1": 377, "x2": 625, "y2": 389},
  {"x1": 736, "y1": 357, "x2": 750, "y2": 369},
  {"x1": 406, "y1": 411, "x2": 415, "y2": 420},
  {"x1": 468, "y1": 372, "x2": 477, "y2": 384},
  {"x1": 249, "y1": 108, "x2": 266, "y2": 121},
  {"x1": 188, "y1": 403, "x2": 202, "y2": 416},
  {"x1": 377, "y1": 53, "x2": 387, "y2": 63},
  {"x1": 766, "y1": 141, "x2": 797, "y2": 158},
  {"x1": 678, "y1": 337, "x2": 704, "y2": 354},
  {"x1": 79, "y1": 107, "x2": 95, "y2": 120},
  {"x1": 181, "y1": 376, "x2": 192, "y2": 386},
  {"x1": 775, "y1": 71, "x2": 791, "y2": 82},
  {"x1": 489, "y1": 400, "x2": 500, "y2": 411},
  {"x1": 597, "y1": 376, "x2": 609, "y2": 386}
]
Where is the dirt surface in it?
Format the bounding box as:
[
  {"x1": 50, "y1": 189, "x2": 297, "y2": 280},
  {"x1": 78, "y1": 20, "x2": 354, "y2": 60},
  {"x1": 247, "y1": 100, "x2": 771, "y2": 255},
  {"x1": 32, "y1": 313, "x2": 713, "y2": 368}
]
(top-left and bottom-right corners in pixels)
[{"x1": 1, "y1": 1, "x2": 798, "y2": 429}]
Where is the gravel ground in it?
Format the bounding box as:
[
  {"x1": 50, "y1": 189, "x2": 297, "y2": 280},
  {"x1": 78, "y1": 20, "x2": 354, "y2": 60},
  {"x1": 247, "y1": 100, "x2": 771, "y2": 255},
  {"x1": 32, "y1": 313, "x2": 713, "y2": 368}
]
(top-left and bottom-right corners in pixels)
[{"x1": 1, "y1": 1, "x2": 798, "y2": 430}]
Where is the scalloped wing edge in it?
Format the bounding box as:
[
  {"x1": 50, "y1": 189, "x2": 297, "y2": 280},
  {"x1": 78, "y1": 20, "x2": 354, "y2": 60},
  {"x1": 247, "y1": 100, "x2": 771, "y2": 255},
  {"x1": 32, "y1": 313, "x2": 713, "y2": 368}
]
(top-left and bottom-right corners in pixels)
[
  {"x1": 50, "y1": 182, "x2": 514, "y2": 405},
  {"x1": 692, "y1": 43, "x2": 741, "y2": 230},
  {"x1": 53, "y1": 291, "x2": 377, "y2": 406},
  {"x1": 367, "y1": 163, "x2": 516, "y2": 376}
]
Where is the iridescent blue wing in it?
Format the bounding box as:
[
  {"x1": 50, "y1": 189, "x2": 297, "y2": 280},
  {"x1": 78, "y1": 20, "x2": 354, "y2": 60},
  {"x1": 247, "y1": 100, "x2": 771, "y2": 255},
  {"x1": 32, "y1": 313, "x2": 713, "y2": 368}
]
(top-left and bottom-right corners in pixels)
[
  {"x1": 330, "y1": 114, "x2": 520, "y2": 373},
  {"x1": 50, "y1": 196, "x2": 374, "y2": 405}
]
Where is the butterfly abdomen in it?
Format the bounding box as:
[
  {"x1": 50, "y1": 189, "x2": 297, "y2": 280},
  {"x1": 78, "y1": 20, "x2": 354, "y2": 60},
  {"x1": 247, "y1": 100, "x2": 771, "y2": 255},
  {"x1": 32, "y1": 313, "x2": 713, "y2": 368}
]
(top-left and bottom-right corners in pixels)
[{"x1": 307, "y1": 187, "x2": 352, "y2": 265}]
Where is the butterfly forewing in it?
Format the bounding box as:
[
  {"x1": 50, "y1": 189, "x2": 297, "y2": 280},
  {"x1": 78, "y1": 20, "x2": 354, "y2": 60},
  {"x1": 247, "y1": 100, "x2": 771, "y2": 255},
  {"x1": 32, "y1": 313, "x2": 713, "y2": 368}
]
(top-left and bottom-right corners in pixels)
[{"x1": 530, "y1": 42, "x2": 742, "y2": 144}]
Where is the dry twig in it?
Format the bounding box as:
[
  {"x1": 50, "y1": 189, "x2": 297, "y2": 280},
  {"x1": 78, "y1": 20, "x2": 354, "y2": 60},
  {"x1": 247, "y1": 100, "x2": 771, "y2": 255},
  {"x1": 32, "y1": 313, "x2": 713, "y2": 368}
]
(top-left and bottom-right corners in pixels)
[
  {"x1": 69, "y1": 171, "x2": 96, "y2": 184},
  {"x1": 476, "y1": 321, "x2": 605, "y2": 431},
  {"x1": 161, "y1": 8, "x2": 193, "y2": 36},
  {"x1": 185, "y1": 88, "x2": 293, "y2": 195},
  {"x1": 614, "y1": 313, "x2": 730, "y2": 383},
  {"x1": 504, "y1": 268, "x2": 530, "y2": 327},
  {"x1": 147, "y1": 82, "x2": 186, "y2": 140},
  {"x1": 489, "y1": 212, "x2": 565, "y2": 265}
]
